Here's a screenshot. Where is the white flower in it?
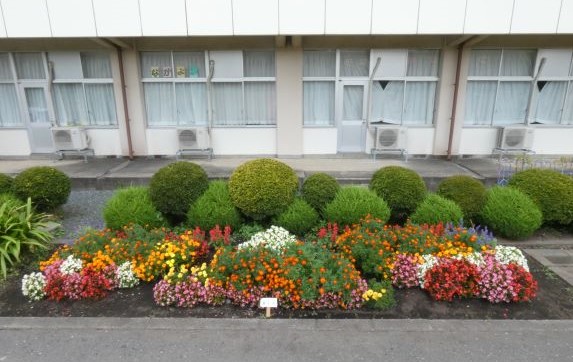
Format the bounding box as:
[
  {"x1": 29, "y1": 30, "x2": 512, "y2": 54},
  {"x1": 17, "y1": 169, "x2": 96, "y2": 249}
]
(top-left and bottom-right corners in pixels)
[
  {"x1": 116, "y1": 261, "x2": 139, "y2": 288},
  {"x1": 417, "y1": 254, "x2": 438, "y2": 288},
  {"x1": 22, "y1": 272, "x2": 46, "y2": 301},
  {"x1": 238, "y1": 226, "x2": 297, "y2": 252},
  {"x1": 463, "y1": 252, "x2": 486, "y2": 268},
  {"x1": 59, "y1": 255, "x2": 83, "y2": 275},
  {"x1": 494, "y1": 245, "x2": 529, "y2": 271}
]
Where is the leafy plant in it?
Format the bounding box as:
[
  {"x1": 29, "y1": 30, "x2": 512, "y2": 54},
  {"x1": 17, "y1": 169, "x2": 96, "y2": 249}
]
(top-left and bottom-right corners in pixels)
[
  {"x1": 362, "y1": 279, "x2": 396, "y2": 310},
  {"x1": 0, "y1": 198, "x2": 55, "y2": 278},
  {"x1": 228, "y1": 159, "x2": 299, "y2": 220},
  {"x1": 437, "y1": 175, "x2": 486, "y2": 222},
  {"x1": 12, "y1": 166, "x2": 71, "y2": 211},
  {"x1": 187, "y1": 181, "x2": 242, "y2": 232},
  {"x1": 273, "y1": 198, "x2": 319, "y2": 236},
  {"x1": 323, "y1": 186, "x2": 390, "y2": 227},
  {"x1": 301, "y1": 173, "x2": 340, "y2": 212},
  {"x1": 103, "y1": 186, "x2": 166, "y2": 230},
  {"x1": 233, "y1": 223, "x2": 265, "y2": 243},
  {"x1": 0, "y1": 173, "x2": 13, "y2": 194},
  {"x1": 410, "y1": 193, "x2": 464, "y2": 225},
  {"x1": 480, "y1": 186, "x2": 542, "y2": 240}
]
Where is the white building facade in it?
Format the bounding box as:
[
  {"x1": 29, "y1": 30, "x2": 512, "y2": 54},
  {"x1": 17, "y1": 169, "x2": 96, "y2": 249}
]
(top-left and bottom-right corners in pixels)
[{"x1": 1, "y1": 0, "x2": 573, "y2": 158}]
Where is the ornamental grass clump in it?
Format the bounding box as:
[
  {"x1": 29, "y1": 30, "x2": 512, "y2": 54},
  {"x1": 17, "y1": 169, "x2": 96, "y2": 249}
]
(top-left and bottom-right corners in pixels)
[
  {"x1": 437, "y1": 175, "x2": 486, "y2": 222},
  {"x1": 0, "y1": 173, "x2": 13, "y2": 194},
  {"x1": 12, "y1": 166, "x2": 71, "y2": 211},
  {"x1": 323, "y1": 186, "x2": 390, "y2": 227},
  {"x1": 103, "y1": 186, "x2": 166, "y2": 230},
  {"x1": 187, "y1": 181, "x2": 242, "y2": 232},
  {"x1": 301, "y1": 173, "x2": 340, "y2": 212},
  {"x1": 410, "y1": 193, "x2": 464, "y2": 226}
]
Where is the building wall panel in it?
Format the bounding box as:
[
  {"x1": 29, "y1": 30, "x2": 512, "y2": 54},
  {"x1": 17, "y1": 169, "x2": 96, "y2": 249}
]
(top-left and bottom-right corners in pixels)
[
  {"x1": 511, "y1": 0, "x2": 561, "y2": 34},
  {"x1": 418, "y1": 0, "x2": 466, "y2": 34},
  {"x1": 2, "y1": 0, "x2": 51, "y2": 37},
  {"x1": 325, "y1": 0, "x2": 372, "y2": 35},
  {"x1": 86, "y1": 129, "x2": 122, "y2": 156},
  {"x1": 233, "y1": 0, "x2": 278, "y2": 35},
  {"x1": 186, "y1": 0, "x2": 233, "y2": 36},
  {"x1": 464, "y1": 0, "x2": 513, "y2": 34},
  {"x1": 0, "y1": 129, "x2": 31, "y2": 156},
  {"x1": 47, "y1": 0, "x2": 96, "y2": 37},
  {"x1": 371, "y1": 0, "x2": 419, "y2": 34},
  {"x1": 93, "y1": 0, "x2": 142, "y2": 37},
  {"x1": 279, "y1": 0, "x2": 325, "y2": 35},
  {"x1": 558, "y1": 0, "x2": 573, "y2": 33},
  {"x1": 139, "y1": 0, "x2": 187, "y2": 36},
  {"x1": 303, "y1": 128, "x2": 337, "y2": 154}
]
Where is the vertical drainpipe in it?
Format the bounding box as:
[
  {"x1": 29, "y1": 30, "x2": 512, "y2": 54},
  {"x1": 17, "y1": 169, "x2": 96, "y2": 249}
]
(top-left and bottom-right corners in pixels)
[
  {"x1": 446, "y1": 43, "x2": 466, "y2": 161},
  {"x1": 115, "y1": 46, "x2": 134, "y2": 160}
]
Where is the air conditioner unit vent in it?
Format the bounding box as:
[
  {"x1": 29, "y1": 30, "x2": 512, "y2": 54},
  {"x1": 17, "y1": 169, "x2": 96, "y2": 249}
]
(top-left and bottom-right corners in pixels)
[
  {"x1": 177, "y1": 128, "x2": 210, "y2": 150},
  {"x1": 375, "y1": 127, "x2": 407, "y2": 150},
  {"x1": 499, "y1": 127, "x2": 534, "y2": 150},
  {"x1": 51, "y1": 127, "x2": 89, "y2": 151}
]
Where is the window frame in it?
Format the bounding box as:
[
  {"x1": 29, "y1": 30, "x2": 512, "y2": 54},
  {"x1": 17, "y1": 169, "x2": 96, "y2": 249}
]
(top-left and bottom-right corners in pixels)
[{"x1": 0, "y1": 52, "x2": 24, "y2": 128}]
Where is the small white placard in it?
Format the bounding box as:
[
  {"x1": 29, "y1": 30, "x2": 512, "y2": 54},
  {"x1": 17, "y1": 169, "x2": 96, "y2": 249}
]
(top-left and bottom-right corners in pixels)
[{"x1": 259, "y1": 298, "x2": 278, "y2": 308}]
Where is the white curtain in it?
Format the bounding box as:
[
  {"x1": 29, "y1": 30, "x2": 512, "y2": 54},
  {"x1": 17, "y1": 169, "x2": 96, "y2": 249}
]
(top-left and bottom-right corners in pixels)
[
  {"x1": 212, "y1": 82, "x2": 243, "y2": 125},
  {"x1": 24, "y1": 88, "x2": 49, "y2": 123},
  {"x1": 0, "y1": 84, "x2": 22, "y2": 126},
  {"x1": 53, "y1": 84, "x2": 87, "y2": 126},
  {"x1": 342, "y1": 85, "x2": 363, "y2": 120},
  {"x1": 175, "y1": 83, "x2": 208, "y2": 126},
  {"x1": 501, "y1": 50, "x2": 536, "y2": 76},
  {"x1": 371, "y1": 81, "x2": 403, "y2": 124},
  {"x1": 562, "y1": 81, "x2": 573, "y2": 125},
  {"x1": 144, "y1": 83, "x2": 174, "y2": 125},
  {"x1": 340, "y1": 50, "x2": 369, "y2": 77},
  {"x1": 403, "y1": 82, "x2": 436, "y2": 125},
  {"x1": 0, "y1": 54, "x2": 13, "y2": 80},
  {"x1": 173, "y1": 52, "x2": 205, "y2": 78},
  {"x1": 244, "y1": 51, "x2": 275, "y2": 77},
  {"x1": 244, "y1": 82, "x2": 276, "y2": 125},
  {"x1": 140, "y1": 52, "x2": 172, "y2": 78},
  {"x1": 303, "y1": 51, "x2": 336, "y2": 77},
  {"x1": 81, "y1": 52, "x2": 112, "y2": 78},
  {"x1": 533, "y1": 81, "x2": 567, "y2": 124},
  {"x1": 407, "y1": 50, "x2": 439, "y2": 76},
  {"x1": 493, "y1": 82, "x2": 530, "y2": 125},
  {"x1": 85, "y1": 84, "x2": 117, "y2": 126},
  {"x1": 469, "y1": 50, "x2": 501, "y2": 76},
  {"x1": 14, "y1": 53, "x2": 45, "y2": 80},
  {"x1": 465, "y1": 81, "x2": 497, "y2": 125},
  {"x1": 303, "y1": 81, "x2": 335, "y2": 126}
]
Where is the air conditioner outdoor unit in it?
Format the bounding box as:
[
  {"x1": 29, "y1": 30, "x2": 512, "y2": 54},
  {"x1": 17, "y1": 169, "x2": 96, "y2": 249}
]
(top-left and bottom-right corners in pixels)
[
  {"x1": 498, "y1": 126, "x2": 534, "y2": 150},
  {"x1": 51, "y1": 127, "x2": 89, "y2": 151},
  {"x1": 374, "y1": 126, "x2": 407, "y2": 150},
  {"x1": 177, "y1": 127, "x2": 210, "y2": 150}
]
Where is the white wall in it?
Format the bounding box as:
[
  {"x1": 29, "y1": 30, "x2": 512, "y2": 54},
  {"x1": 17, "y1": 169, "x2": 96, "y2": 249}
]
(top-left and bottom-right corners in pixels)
[
  {"x1": 464, "y1": 0, "x2": 513, "y2": 34},
  {"x1": 46, "y1": 0, "x2": 96, "y2": 37},
  {"x1": 233, "y1": 0, "x2": 278, "y2": 35},
  {"x1": 93, "y1": 0, "x2": 142, "y2": 37},
  {"x1": 186, "y1": 0, "x2": 233, "y2": 36},
  {"x1": 279, "y1": 0, "x2": 325, "y2": 35},
  {"x1": 86, "y1": 129, "x2": 122, "y2": 156},
  {"x1": 459, "y1": 128, "x2": 499, "y2": 155},
  {"x1": 530, "y1": 128, "x2": 573, "y2": 154},
  {"x1": 303, "y1": 128, "x2": 337, "y2": 154},
  {"x1": 407, "y1": 128, "x2": 435, "y2": 155},
  {"x1": 0, "y1": 129, "x2": 31, "y2": 156}
]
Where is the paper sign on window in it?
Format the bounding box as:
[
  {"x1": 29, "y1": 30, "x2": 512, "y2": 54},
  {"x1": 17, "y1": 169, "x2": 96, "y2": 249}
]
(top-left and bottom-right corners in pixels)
[
  {"x1": 150, "y1": 67, "x2": 160, "y2": 78},
  {"x1": 162, "y1": 67, "x2": 173, "y2": 78},
  {"x1": 176, "y1": 66, "x2": 186, "y2": 78}
]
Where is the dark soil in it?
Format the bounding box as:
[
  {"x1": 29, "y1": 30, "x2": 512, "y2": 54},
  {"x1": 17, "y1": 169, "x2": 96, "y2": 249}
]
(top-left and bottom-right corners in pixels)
[{"x1": 1, "y1": 257, "x2": 572, "y2": 319}]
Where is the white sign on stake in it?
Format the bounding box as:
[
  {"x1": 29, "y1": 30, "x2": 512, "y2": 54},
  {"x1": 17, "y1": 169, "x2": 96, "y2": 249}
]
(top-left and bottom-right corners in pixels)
[{"x1": 259, "y1": 297, "x2": 278, "y2": 317}]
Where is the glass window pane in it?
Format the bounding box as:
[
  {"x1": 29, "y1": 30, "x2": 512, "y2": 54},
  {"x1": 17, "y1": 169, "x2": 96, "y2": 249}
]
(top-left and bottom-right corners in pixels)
[
  {"x1": 53, "y1": 84, "x2": 87, "y2": 126},
  {"x1": 140, "y1": 52, "x2": 173, "y2": 78},
  {"x1": 340, "y1": 50, "x2": 369, "y2": 77},
  {"x1": 493, "y1": 81, "x2": 531, "y2": 125},
  {"x1": 303, "y1": 50, "x2": 336, "y2": 77},
  {"x1": 407, "y1": 50, "x2": 439, "y2": 76},
  {"x1": 465, "y1": 81, "x2": 497, "y2": 125},
  {"x1": 14, "y1": 53, "x2": 46, "y2": 79},
  {"x1": 303, "y1": 81, "x2": 335, "y2": 126},
  {"x1": 245, "y1": 82, "x2": 276, "y2": 125},
  {"x1": 342, "y1": 85, "x2": 364, "y2": 120},
  {"x1": 24, "y1": 88, "x2": 49, "y2": 123},
  {"x1": 533, "y1": 81, "x2": 567, "y2": 125},
  {"x1": 0, "y1": 84, "x2": 22, "y2": 126},
  {"x1": 469, "y1": 50, "x2": 501, "y2": 76},
  {"x1": 212, "y1": 82, "x2": 243, "y2": 125},
  {"x1": 560, "y1": 82, "x2": 573, "y2": 125},
  {"x1": 501, "y1": 50, "x2": 536, "y2": 77},
  {"x1": 403, "y1": 82, "x2": 436, "y2": 125},
  {"x1": 144, "y1": 83, "x2": 175, "y2": 125},
  {"x1": 244, "y1": 51, "x2": 275, "y2": 77},
  {"x1": 85, "y1": 84, "x2": 117, "y2": 126},
  {"x1": 173, "y1": 52, "x2": 205, "y2": 78},
  {"x1": 371, "y1": 81, "x2": 404, "y2": 124},
  {"x1": 0, "y1": 53, "x2": 13, "y2": 80},
  {"x1": 81, "y1": 52, "x2": 112, "y2": 78},
  {"x1": 175, "y1": 83, "x2": 208, "y2": 126}
]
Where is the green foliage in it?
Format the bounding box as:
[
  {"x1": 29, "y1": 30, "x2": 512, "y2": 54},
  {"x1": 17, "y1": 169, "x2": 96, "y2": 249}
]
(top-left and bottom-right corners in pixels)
[
  {"x1": 228, "y1": 159, "x2": 299, "y2": 220},
  {"x1": 369, "y1": 166, "x2": 426, "y2": 221},
  {"x1": 323, "y1": 186, "x2": 391, "y2": 227},
  {"x1": 480, "y1": 186, "x2": 542, "y2": 240},
  {"x1": 187, "y1": 181, "x2": 242, "y2": 232},
  {"x1": 0, "y1": 193, "x2": 24, "y2": 208},
  {"x1": 508, "y1": 169, "x2": 573, "y2": 225},
  {"x1": 103, "y1": 186, "x2": 166, "y2": 230},
  {"x1": 273, "y1": 198, "x2": 319, "y2": 236},
  {"x1": 0, "y1": 173, "x2": 13, "y2": 194},
  {"x1": 363, "y1": 279, "x2": 396, "y2": 310},
  {"x1": 410, "y1": 193, "x2": 464, "y2": 225},
  {"x1": 437, "y1": 175, "x2": 486, "y2": 222},
  {"x1": 233, "y1": 223, "x2": 265, "y2": 243},
  {"x1": 0, "y1": 198, "x2": 55, "y2": 279},
  {"x1": 301, "y1": 173, "x2": 340, "y2": 211},
  {"x1": 149, "y1": 161, "x2": 209, "y2": 219},
  {"x1": 12, "y1": 166, "x2": 71, "y2": 211}
]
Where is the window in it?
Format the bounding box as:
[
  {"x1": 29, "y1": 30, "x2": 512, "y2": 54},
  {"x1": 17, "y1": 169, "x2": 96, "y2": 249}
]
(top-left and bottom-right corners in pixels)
[
  {"x1": 0, "y1": 53, "x2": 22, "y2": 127},
  {"x1": 303, "y1": 50, "x2": 336, "y2": 126},
  {"x1": 141, "y1": 50, "x2": 276, "y2": 127},
  {"x1": 464, "y1": 49, "x2": 536, "y2": 126},
  {"x1": 371, "y1": 49, "x2": 439, "y2": 125},
  {"x1": 51, "y1": 52, "x2": 117, "y2": 126}
]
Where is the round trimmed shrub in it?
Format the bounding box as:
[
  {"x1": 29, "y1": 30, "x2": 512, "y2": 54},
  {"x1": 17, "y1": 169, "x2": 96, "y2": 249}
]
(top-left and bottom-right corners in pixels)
[
  {"x1": 323, "y1": 186, "x2": 391, "y2": 227},
  {"x1": 273, "y1": 198, "x2": 319, "y2": 236},
  {"x1": 0, "y1": 173, "x2": 13, "y2": 194},
  {"x1": 301, "y1": 173, "x2": 340, "y2": 211},
  {"x1": 103, "y1": 186, "x2": 166, "y2": 230},
  {"x1": 12, "y1": 166, "x2": 71, "y2": 211},
  {"x1": 480, "y1": 186, "x2": 542, "y2": 240},
  {"x1": 149, "y1": 161, "x2": 209, "y2": 218},
  {"x1": 187, "y1": 181, "x2": 242, "y2": 232},
  {"x1": 437, "y1": 175, "x2": 486, "y2": 222},
  {"x1": 508, "y1": 169, "x2": 573, "y2": 225},
  {"x1": 369, "y1": 166, "x2": 426, "y2": 220},
  {"x1": 228, "y1": 159, "x2": 298, "y2": 220},
  {"x1": 410, "y1": 193, "x2": 464, "y2": 225}
]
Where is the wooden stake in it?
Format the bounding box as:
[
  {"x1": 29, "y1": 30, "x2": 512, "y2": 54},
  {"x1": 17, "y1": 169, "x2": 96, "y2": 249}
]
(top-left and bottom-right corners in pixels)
[{"x1": 266, "y1": 307, "x2": 271, "y2": 318}]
